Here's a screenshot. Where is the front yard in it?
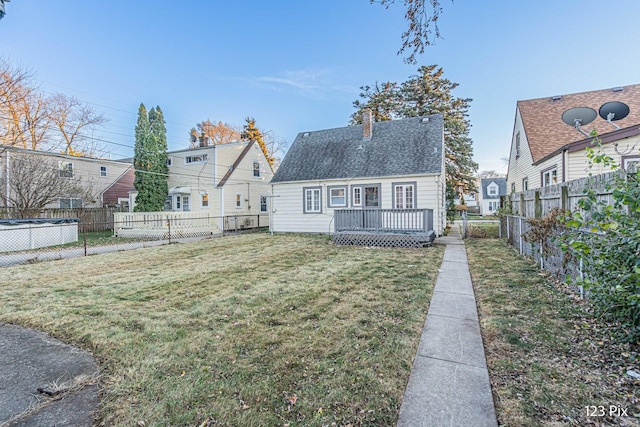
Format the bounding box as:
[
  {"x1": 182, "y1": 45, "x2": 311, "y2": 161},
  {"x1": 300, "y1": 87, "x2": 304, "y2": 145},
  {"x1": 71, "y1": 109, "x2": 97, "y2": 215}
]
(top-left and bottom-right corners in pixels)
[{"x1": 0, "y1": 233, "x2": 444, "y2": 426}]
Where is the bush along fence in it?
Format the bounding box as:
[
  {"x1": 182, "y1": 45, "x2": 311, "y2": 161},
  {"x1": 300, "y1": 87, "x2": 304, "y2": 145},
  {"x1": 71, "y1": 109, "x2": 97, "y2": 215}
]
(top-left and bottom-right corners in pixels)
[
  {"x1": 501, "y1": 159, "x2": 639, "y2": 342},
  {"x1": 0, "y1": 213, "x2": 269, "y2": 267}
]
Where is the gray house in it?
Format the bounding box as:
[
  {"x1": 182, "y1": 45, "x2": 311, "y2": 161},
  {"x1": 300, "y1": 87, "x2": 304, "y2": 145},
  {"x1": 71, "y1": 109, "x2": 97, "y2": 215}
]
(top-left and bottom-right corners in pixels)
[
  {"x1": 270, "y1": 112, "x2": 446, "y2": 239},
  {"x1": 480, "y1": 177, "x2": 507, "y2": 215}
]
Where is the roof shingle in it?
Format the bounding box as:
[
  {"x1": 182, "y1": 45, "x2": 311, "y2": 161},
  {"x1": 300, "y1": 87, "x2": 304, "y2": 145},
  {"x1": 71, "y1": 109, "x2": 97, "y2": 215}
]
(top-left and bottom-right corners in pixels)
[
  {"x1": 271, "y1": 115, "x2": 444, "y2": 183},
  {"x1": 518, "y1": 84, "x2": 640, "y2": 163}
]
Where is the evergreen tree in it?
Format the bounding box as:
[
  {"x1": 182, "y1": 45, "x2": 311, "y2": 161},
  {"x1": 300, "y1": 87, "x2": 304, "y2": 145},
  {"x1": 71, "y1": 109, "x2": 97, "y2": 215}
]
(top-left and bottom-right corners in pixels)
[
  {"x1": 241, "y1": 117, "x2": 275, "y2": 167},
  {"x1": 351, "y1": 65, "x2": 478, "y2": 193},
  {"x1": 133, "y1": 103, "x2": 168, "y2": 212}
]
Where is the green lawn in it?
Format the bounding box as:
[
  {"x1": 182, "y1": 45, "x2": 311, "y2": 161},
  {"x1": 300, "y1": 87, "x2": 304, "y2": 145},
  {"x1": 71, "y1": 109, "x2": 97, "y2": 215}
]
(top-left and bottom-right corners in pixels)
[
  {"x1": 467, "y1": 238, "x2": 639, "y2": 426},
  {"x1": 0, "y1": 233, "x2": 444, "y2": 426}
]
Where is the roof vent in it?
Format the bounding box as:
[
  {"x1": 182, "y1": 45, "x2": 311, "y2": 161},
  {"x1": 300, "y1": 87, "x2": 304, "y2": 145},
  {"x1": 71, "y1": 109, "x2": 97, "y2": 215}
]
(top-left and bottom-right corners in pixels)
[
  {"x1": 551, "y1": 95, "x2": 563, "y2": 101},
  {"x1": 302, "y1": 132, "x2": 310, "y2": 137},
  {"x1": 612, "y1": 87, "x2": 624, "y2": 92},
  {"x1": 421, "y1": 117, "x2": 429, "y2": 123}
]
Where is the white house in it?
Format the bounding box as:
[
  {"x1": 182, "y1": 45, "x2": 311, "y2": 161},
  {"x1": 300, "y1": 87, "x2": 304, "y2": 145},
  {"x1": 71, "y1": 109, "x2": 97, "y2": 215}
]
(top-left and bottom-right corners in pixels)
[
  {"x1": 479, "y1": 177, "x2": 506, "y2": 215},
  {"x1": 507, "y1": 84, "x2": 640, "y2": 193},
  {"x1": 270, "y1": 113, "x2": 446, "y2": 236},
  {"x1": 129, "y1": 140, "x2": 274, "y2": 224},
  {"x1": 1, "y1": 146, "x2": 134, "y2": 209}
]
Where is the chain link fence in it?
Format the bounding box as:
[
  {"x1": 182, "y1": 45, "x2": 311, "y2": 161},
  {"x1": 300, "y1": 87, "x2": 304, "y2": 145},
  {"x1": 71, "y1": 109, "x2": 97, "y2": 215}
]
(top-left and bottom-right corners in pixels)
[{"x1": 0, "y1": 214, "x2": 268, "y2": 267}]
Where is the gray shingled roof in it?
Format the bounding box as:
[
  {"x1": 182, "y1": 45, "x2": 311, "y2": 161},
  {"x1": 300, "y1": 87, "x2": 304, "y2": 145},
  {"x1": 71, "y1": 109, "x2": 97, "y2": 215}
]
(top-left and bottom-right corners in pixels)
[
  {"x1": 481, "y1": 178, "x2": 507, "y2": 199},
  {"x1": 271, "y1": 115, "x2": 444, "y2": 183}
]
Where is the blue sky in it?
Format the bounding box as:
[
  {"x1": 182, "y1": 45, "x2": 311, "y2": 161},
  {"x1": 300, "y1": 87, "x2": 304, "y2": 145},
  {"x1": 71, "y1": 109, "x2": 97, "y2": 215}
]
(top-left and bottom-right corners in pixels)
[{"x1": 2, "y1": 0, "x2": 640, "y2": 173}]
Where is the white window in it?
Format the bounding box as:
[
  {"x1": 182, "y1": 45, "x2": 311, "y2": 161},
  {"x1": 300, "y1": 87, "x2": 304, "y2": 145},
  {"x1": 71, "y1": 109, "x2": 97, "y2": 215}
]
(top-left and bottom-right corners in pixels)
[
  {"x1": 488, "y1": 201, "x2": 500, "y2": 212},
  {"x1": 522, "y1": 178, "x2": 528, "y2": 191},
  {"x1": 100, "y1": 166, "x2": 107, "y2": 177},
  {"x1": 487, "y1": 183, "x2": 498, "y2": 196},
  {"x1": 176, "y1": 195, "x2": 181, "y2": 210},
  {"x1": 182, "y1": 196, "x2": 190, "y2": 211},
  {"x1": 328, "y1": 186, "x2": 347, "y2": 208},
  {"x1": 542, "y1": 168, "x2": 558, "y2": 187},
  {"x1": 235, "y1": 193, "x2": 242, "y2": 208},
  {"x1": 185, "y1": 154, "x2": 208, "y2": 164},
  {"x1": 59, "y1": 198, "x2": 82, "y2": 208},
  {"x1": 352, "y1": 187, "x2": 361, "y2": 207},
  {"x1": 253, "y1": 161, "x2": 261, "y2": 177},
  {"x1": 623, "y1": 156, "x2": 640, "y2": 170},
  {"x1": 201, "y1": 193, "x2": 209, "y2": 208},
  {"x1": 515, "y1": 132, "x2": 521, "y2": 158},
  {"x1": 394, "y1": 183, "x2": 415, "y2": 209},
  {"x1": 167, "y1": 157, "x2": 172, "y2": 167},
  {"x1": 59, "y1": 161, "x2": 73, "y2": 178},
  {"x1": 304, "y1": 188, "x2": 321, "y2": 213},
  {"x1": 511, "y1": 183, "x2": 516, "y2": 193},
  {"x1": 260, "y1": 195, "x2": 268, "y2": 213}
]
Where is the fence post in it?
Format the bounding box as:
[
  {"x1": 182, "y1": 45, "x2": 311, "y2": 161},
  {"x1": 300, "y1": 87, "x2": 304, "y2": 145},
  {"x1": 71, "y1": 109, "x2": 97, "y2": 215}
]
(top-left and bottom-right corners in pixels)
[
  {"x1": 534, "y1": 191, "x2": 542, "y2": 218},
  {"x1": 257, "y1": 215, "x2": 260, "y2": 228},
  {"x1": 560, "y1": 185, "x2": 567, "y2": 211},
  {"x1": 167, "y1": 218, "x2": 171, "y2": 244},
  {"x1": 520, "y1": 193, "x2": 525, "y2": 217},
  {"x1": 83, "y1": 225, "x2": 87, "y2": 256},
  {"x1": 519, "y1": 216, "x2": 523, "y2": 254},
  {"x1": 506, "y1": 215, "x2": 510, "y2": 241}
]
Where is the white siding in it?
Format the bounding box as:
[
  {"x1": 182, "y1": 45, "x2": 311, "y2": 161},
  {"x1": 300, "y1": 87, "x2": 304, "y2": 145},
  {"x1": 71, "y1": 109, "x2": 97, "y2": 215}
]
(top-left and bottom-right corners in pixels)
[
  {"x1": 166, "y1": 146, "x2": 219, "y2": 215},
  {"x1": 567, "y1": 134, "x2": 640, "y2": 180},
  {"x1": 271, "y1": 174, "x2": 444, "y2": 235},
  {"x1": 507, "y1": 108, "x2": 539, "y2": 192}
]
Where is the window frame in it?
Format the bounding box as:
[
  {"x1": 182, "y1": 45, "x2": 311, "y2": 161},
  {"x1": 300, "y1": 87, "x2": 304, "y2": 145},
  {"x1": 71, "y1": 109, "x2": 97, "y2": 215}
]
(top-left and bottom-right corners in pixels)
[
  {"x1": 259, "y1": 194, "x2": 268, "y2": 213},
  {"x1": 185, "y1": 154, "x2": 208, "y2": 164},
  {"x1": 235, "y1": 193, "x2": 242, "y2": 209},
  {"x1": 515, "y1": 131, "x2": 521, "y2": 158},
  {"x1": 100, "y1": 165, "x2": 107, "y2": 177},
  {"x1": 59, "y1": 197, "x2": 83, "y2": 208},
  {"x1": 201, "y1": 193, "x2": 209, "y2": 208},
  {"x1": 253, "y1": 161, "x2": 261, "y2": 178},
  {"x1": 327, "y1": 185, "x2": 347, "y2": 208},
  {"x1": 541, "y1": 166, "x2": 558, "y2": 187},
  {"x1": 487, "y1": 183, "x2": 498, "y2": 196},
  {"x1": 59, "y1": 161, "x2": 73, "y2": 178},
  {"x1": 362, "y1": 184, "x2": 382, "y2": 209},
  {"x1": 351, "y1": 186, "x2": 362, "y2": 207},
  {"x1": 522, "y1": 177, "x2": 528, "y2": 191},
  {"x1": 622, "y1": 155, "x2": 640, "y2": 170},
  {"x1": 303, "y1": 186, "x2": 322, "y2": 214},
  {"x1": 392, "y1": 181, "x2": 416, "y2": 209}
]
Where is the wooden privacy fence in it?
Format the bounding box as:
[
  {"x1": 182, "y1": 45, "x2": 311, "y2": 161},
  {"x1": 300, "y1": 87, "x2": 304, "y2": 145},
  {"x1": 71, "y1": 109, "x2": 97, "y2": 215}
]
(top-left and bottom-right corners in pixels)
[
  {"x1": 0, "y1": 207, "x2": 126, "y2": 231},
  {"x1": 502, "y1": 168, "x2": 634, "y2": 218}
]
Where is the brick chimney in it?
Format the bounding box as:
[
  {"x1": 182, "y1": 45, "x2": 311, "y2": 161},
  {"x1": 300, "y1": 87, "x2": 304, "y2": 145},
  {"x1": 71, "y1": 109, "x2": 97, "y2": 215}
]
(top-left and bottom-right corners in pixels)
[{"x1": 363, "y1": 109, "x2": 373, "y2": 141}]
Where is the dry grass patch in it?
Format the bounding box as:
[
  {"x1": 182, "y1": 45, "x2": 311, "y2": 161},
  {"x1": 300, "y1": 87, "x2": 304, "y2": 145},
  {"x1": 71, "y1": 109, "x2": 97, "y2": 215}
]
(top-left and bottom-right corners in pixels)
[
  {"x1": 0, "y1": 233, "x2": 443, "y2": 426},
  {"x1": 467, "y1": 238, "x2": 639, "y2": 426}
]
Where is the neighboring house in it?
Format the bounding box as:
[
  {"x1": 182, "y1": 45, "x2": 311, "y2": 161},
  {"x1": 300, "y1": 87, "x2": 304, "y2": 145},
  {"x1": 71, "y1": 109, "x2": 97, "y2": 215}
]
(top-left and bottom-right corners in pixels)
[
  {"x1": 129, "y1": 140, "x2": 274, "y2": 221},
  {"x1": 0, "y1": 146, "x2": 134, "y2": 209},
  {"x1": 479, "y1": 177, "x2": 506, "y2": 215},
  {"x1": 507, "y1": 84, "x2": 640, "y2": 193},
  {"x1": 270, "y1": 112, "x2": 446, "y2": 236}
]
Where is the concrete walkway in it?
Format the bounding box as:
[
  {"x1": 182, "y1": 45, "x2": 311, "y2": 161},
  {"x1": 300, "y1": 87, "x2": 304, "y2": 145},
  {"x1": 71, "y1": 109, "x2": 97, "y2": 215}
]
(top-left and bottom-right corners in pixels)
[{"x1": 397, "y1": 225, "x2": 498, "y2": 426}]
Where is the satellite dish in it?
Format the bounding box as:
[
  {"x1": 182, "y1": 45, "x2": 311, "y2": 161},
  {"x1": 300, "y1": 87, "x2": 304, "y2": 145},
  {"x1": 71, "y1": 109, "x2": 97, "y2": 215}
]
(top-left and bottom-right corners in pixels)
[
  {"x1": 599, "y1": 101, "x2": 629, "y2": 121},
  {"x1": 561, "y1": 107, "x2": 597, "y2": 127}
]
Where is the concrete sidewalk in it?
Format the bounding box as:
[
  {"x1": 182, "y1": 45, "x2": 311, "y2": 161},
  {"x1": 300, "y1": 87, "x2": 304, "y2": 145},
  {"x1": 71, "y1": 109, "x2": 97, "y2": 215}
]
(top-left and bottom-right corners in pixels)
[
  {"x1": 0, "y1": 323, "x2": 99, "y2": 426},
  {"x1": 397, "y1": 226, "x2": 497, "y2": 426}
]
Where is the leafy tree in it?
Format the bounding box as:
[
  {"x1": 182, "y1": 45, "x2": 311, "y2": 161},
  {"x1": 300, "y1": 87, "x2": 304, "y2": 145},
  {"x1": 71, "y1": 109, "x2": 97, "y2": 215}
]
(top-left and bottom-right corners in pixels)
[
  {"x1": 373, "y1": 0, "x2": 452, "y2": 64},
  {"x1": 560, "y1": 134, "x2": 640, "y2": 342},
  {"x1": 0, "y1": 150, "x2": 92, "y2": 218},
  {"x1": 241, "y1": 117, "x2": 275, "y2": 168},
  {"x1": 351, "y1": 64, "x2": 477, "y2": 193},
  {"x1": 133, "y1": 104, "x2": 168, "y2": 212},
  {"x1": 188, "y1": 120, "x2": 241, "y2": 148}
]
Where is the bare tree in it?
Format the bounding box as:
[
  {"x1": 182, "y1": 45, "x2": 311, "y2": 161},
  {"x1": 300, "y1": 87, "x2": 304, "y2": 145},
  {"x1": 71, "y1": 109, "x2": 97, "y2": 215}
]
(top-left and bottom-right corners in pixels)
[
  {"x1": 49, "y1": 93, "x2": 108, "y2": 156},
  {"x1": 373, "y1": 0, "x2": 452, "y2": 64},
  {"x1": 0, "y1": 150, "x2": 93, "y2": 218}
]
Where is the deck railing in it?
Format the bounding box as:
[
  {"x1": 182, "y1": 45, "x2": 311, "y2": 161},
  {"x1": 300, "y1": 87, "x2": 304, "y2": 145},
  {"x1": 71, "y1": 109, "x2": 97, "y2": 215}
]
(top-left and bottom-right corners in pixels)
[{"x1": 334, "y1": 208, "x2": 433, "y2": 234}]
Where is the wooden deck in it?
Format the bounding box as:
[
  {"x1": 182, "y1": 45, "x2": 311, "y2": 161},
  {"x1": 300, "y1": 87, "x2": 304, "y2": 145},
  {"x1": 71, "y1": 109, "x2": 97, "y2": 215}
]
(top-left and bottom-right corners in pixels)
[{"x1": 333, "y1": 209, "x2": 435, "y2": 248}]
